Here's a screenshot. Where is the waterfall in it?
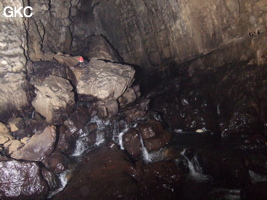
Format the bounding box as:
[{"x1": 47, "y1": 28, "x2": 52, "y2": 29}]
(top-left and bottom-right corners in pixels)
[
  {"x1": 249, "y1": 170, "x2": 267, "y2": 183},
  {"x1": 181, "y1": 149, "x2": 210, "y2": 181},
  {"x1": 48, "y1": 169, "x2": 71, "y2": 198}
]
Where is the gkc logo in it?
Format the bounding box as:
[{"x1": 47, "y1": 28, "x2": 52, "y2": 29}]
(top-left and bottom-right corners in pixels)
[{"x1": 3, "y1": 6, "x2": 33, "y2": 18}]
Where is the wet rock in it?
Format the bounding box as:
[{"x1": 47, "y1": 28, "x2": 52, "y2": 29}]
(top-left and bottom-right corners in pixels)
[
  {"x1": 222, "y1": 105, "x2": 263, "y2": 136},
  {"x1": 7, "y1": 117, "x2": 25, "y2": 132},
  {"x1": 123, "y1": 128, "x2": 142, "y2": 159},
  {"x1": 135, "y1": 120, "x2": 172, "y2": 152},
  {"x1": 122, "y1": 98, "x2": 150, "y2": 122},
  {"x1": 143, "y1": 131, "x2": 172, "y2": 152},
  {"x1": 42, "y1": 168, "x2": 60, "y2": 191},
  {"x1": 43, "y1": 150, "x2": 67, "y2": 174},
  {"x1": 118, "y1": 87, "x2": 137, "y2": 107},
  {"x1": 77, "y1": 58, "x2": 135, "y2": 100},
  {"x1": 137, "y1": 120, "x2": 164, "y2": 139},
  {"x1": 11, "y1": 126, "x2": 56, "y2": 162},
  {"x1": 32, "y1": 75, "x2": 75, "y2": 124},
  {"x1": 138, "y1": 161, "x2": 184, "y2": 200},
  {"x1": 241, "y1": 181, "x2": 267, "y2": 200},
  {"x1": 86, "y1": 35, "x2": 123, "y2": 62},
  {"x1": 53, "y1": 146, "x2": 138, "y2": 200},
  {"x1": 197, "y1": 149, "x2": 251, "y2": 188},
  {"x1": 64, "y1": 106, "x2": 91, "y2": 135},
  {"x1": 0, "y1": 160, "x2": 48, "y2": 199}
]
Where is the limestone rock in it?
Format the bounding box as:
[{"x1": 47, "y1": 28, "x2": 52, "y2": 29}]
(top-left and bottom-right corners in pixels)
[
  {"x1": 123, "y1": 129, "x2": 142, "y2": 159},
  {"x1": 54, "y1": 52, "x2": 81, "y2": 68},
  {"x1": 77, "y1": 58, "x2": 135, "y2": 100},
  {"x1": 0, "y1": 122, "x2": 13, "y2": 144},
  {"x1": 86, "y1": 35, "x2": 123, "y2": 62},
  {"x1": 32, "y1": 75, "x2": 75, "y2": 124},
  {"x1": 64, "y1": 106, "x2": 91, "y2": 135},
  {"x1": 121, "y1": 98, "x2": 150, "y2": 122},
  {"x1": 11, "y1": 126, "x2": 57, "y2": 162},
  {"x1": 3, "y1": 140, "x2": 24, "y2": 155},
  {"x1": 8, "y1": 117, "x2": 25, "y2": 132},
  {"x1": 0, "y1": 1, "x2": 29, "y2": 122},
  {"x1": 118, "y1": 87, "x2": 137, "y2": 107},
  {"x1": 0, "y1": 160, "x2": 48, "y2": 199}
]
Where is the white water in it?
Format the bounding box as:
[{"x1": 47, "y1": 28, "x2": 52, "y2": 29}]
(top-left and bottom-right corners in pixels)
[
  {"x1": 48, "y1": 170, "x2": 71, "y2": 198},
  {"x1": 249, "y1": 170, "x2": 267, "y2": 183},
  {"x1": 181, "y1": 149, "x2": 210, "y2": 181},
  {"x1": 71, "y1": 116, "x2": 110, "y2": 157}
]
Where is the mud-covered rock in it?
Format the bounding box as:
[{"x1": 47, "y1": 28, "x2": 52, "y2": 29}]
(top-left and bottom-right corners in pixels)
[
  {"x1": 11, "y1": 126, "x2": 56, "y2": 162},
  {"x1": 77, "y1": 58, "x2": 135, "y2": 100},
  {"x1": 32, "y1": 75, "x2": 75, "y2": 124},
  {"x1": 0, "y1": 160, "x2": 48, "y2": 199}
]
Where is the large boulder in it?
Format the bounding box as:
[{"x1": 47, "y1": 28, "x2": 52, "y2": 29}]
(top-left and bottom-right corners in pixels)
[
  {"x1": 32, "y1": 75, "x2": 75, "y2": 124},
  {"x1": 11, "y1": 126, "x2": 57, "y2": 162},
  {"x1": 77, "y1": 58, "x2": 135, "y2": 100},
  {"x1": 0, "y1": 160, "x2": 48, "y2": 199}
]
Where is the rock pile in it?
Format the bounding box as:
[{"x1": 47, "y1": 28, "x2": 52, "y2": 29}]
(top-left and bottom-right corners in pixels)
[{"x1": 0, "y1": 36, "x2": 174, "y2": 199}]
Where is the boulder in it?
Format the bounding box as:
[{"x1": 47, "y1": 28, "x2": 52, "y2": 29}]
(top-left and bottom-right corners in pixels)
[
  {"x1": 77, "y1": 58, "x2": 135, "y2": 100},
  {"x1": 121, "y1": 98, "x2": 150, "y2": 122},
  {"x1": 43, "y1": 150, "x2": 67, "y2": 174},
  {"x1": 8, "y1": 117, "x2": 25, "y2": 132},
  {"x1": 32, "y1": 75, "x2": 75, "y2": 124},
  {"x1": 41, "y1": 168, "x2": 60, "y2": 191},
  {"x1": 53, "y1": 146, "x2": 138, "y2": 200},
  {"x1": 3, "y1": 140, "x2": 24, "y2": 155},
  {"x1": 118, "y1": 87, "x2": 137, "y2": 107},
  {"x1": 53, "y1": 52, "x2": 81, "y2": 68},
  {"x1": 123, "y1": 128, "x2": 142, "y2": 159},
  {"x1": 64, "y1": 106, "x2": 91, "y2": 135},
  {"x1": 0, "y1": 122, "x2": 13, "y2": 144},
  {"x1": 86, "y1": 35, "x2": 123, "y2": 62},
  {"x1": 30, "y1": 61, "x2": 68, "y2": 83},
  {"x1": 0, "y1": 160, "x2": 48, "y2": 199},
  {"x1": 143, "y1": 131, "x2": 172, "y2": 152},
  {"x1": 11, "y1": 126, "x2": 57, "y2": 162}
]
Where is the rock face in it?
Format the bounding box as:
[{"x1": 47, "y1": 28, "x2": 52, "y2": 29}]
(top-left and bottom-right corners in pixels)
[
  {"x1": 70, "y1": 0, "x2": 267, "y2": 70},
  {"x1": 0, "y1": 160, "x2": 48, "y2": 199},
  {"x1": 0, "y1": 1, "x2": 29, "y2": 121},
  {"x1": 77, "y1": 58, "x2": 135, "y2": 100},
  {"x1": 86, "y1": 35, "x2": 123, "y2": 62},
  {"x1": 32, "y1": 75, "x2": 75, "y2": 124}
]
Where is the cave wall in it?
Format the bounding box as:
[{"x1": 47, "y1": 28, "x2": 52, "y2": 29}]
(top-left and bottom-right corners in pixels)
[
  {"x1": 84, "y1": 0, "x2": 267, "y2": 70},
  {"x1": 0, "y1": 0, "x2": 267, "y2": 120},
  {"x1": 0, "y1": 0, "x2": 29, "y2": 120}
]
